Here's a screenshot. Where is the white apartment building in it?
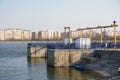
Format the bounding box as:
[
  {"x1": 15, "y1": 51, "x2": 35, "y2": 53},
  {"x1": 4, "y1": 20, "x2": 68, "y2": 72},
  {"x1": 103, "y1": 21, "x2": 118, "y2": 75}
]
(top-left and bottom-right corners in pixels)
[
  {"x1": 38, "y1": 30, "x2": 61, "y2": 40},
  {"x1": 23, "y1": 30, "x2": 31, "y2": 40},
  {"x1": 39, "y1": 31, "x2": 48, "y2": 40},
  {"x1": 116, "y1": 31, "x2": 120, "y2": 37},
  {"x1": 14, "y1": 29, "x2": 22, "y2": 40},
  {"x1": 0, "y1": 29, "x2": 5, "y2": 40},
  {"x1": 53, "y1": 31, "x2": 61, "y2": 40},
  {"x1": 5, "y1": 28, "x2": 14, "y2": 40},
  {"x1": 47, "y1": 30, "x2": 54, "y2": 40},
  {"x1": 57, "y1": 31, "x2": 61, "y2": 40}
]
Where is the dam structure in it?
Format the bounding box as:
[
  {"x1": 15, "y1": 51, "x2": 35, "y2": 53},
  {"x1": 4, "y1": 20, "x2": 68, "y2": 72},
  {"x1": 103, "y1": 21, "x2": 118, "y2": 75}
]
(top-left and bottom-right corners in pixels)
[
  {"x1": 27, "y1": 41, "x2": 120, "y2": 67},
  {"x1": 27, "y1": 21, "x2": 120, "y2": 67}
]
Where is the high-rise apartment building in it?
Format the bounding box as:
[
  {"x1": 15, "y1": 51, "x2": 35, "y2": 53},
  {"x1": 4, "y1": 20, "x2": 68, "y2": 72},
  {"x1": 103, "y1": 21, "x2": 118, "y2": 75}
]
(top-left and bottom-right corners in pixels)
[
  {"x1": 23, "y1": 30, "x2": 31, "y2": 40},
  {"x1": 13, "y1": 29, "x2": 22, "y2": 40},
  {"x1": 0, "y1": 29, "x2": 5, "y2": 40},
  {"x1": 5, "y1": 28, "x2": 14, "y2": 40}
]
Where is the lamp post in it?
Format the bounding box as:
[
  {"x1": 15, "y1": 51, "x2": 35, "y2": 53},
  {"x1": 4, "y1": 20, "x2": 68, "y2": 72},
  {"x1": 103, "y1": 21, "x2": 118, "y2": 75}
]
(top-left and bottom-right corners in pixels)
[
  {"x1": 100, "y1": 28, "x2": 103, "y2": 44},
  {"x1": 113, "y1": 21, "x2": 117, "y2": 48}
]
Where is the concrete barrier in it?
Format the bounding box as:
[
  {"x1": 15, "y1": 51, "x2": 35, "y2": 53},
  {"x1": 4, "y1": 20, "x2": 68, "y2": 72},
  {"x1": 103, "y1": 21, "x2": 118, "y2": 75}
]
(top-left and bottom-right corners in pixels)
[
  {"x1": 47, "y1": 49, "x2": 94, "y2": 67},
  {"x1": 27, "y1": 46, "x2": 47, "y2": 58}
]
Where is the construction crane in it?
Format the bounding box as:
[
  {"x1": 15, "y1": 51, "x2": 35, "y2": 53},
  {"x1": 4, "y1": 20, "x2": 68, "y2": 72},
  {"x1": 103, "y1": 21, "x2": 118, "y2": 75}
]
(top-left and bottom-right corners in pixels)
[{"x1": 77, "y1": 21, "x2": 118, "y2": 47}]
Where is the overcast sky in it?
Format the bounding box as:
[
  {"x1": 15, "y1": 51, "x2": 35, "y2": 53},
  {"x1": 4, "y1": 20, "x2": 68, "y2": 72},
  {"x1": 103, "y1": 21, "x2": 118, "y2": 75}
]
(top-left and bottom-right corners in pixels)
[{"x1": 0, "y1": 0, "x2": 120, "y2": 31}]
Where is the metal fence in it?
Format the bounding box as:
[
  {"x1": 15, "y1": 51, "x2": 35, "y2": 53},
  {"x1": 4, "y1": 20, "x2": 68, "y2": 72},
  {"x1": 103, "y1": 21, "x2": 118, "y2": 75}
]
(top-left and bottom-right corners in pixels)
[{"x1": 28, "y1": 42, "x2": 120, "y2": 49}]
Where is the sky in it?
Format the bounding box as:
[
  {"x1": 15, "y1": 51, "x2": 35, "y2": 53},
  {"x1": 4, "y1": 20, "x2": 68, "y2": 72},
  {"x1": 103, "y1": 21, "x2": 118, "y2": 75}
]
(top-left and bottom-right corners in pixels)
[{"x1": 0, "y1": 0, "x2": 120, "y2": 32}]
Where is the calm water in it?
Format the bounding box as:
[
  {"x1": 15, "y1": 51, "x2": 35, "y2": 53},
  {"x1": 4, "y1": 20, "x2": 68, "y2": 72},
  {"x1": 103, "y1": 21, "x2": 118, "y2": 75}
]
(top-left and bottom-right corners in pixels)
[{"x1": 0, "y1": 41, "x2": 103, "y2": 80}]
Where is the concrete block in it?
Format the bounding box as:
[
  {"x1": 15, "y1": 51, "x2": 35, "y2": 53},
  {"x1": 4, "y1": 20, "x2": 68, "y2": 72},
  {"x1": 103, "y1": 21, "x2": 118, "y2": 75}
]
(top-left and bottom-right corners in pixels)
[{"x1": 27, "y1": 46, "x2": 47, "y2": 58}]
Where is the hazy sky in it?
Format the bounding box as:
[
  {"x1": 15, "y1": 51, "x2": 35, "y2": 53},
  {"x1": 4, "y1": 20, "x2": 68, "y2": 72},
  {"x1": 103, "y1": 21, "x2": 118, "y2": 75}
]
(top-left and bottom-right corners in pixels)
[{"x1": 0, "y1": 0, "x2": 120, "y2": 31}]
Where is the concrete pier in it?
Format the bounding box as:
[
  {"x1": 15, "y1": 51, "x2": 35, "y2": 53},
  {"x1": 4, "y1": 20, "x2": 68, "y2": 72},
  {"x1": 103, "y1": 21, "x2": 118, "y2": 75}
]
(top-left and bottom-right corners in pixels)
[
  {"x1": 47, "y1": 49, "x2": 94, "y2": 67},
  {"x1": 27, "y1": 46, "x2": 47, "y2": 58}
]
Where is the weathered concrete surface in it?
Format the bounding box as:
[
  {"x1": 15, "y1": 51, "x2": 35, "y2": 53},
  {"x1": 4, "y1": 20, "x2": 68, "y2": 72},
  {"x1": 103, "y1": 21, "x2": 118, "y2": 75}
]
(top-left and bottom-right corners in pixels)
[
  {"x1": 27, "y1": 46, "x2": 47, "y2": 57},
  {"x1": 47, "y1": 49, "x2": 120, "y2": 79},
  {"x1": 47, "y1": 49, "x2": 94, "y2": 67},
  {"x1": 85, "y1": 50, "x2": 120, "y2": 79}
]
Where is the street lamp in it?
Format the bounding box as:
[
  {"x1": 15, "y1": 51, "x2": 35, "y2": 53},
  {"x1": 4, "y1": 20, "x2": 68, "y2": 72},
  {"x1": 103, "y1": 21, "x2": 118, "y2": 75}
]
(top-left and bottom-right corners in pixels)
[{"x1": 113, "y1": 21, "x2": 117, "y2": 48}]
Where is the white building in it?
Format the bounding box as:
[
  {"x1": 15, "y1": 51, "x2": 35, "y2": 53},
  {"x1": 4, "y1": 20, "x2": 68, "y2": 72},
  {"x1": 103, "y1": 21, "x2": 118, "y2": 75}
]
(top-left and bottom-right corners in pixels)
[
  {"x1": 5, "y1": 28, "x2": 14, "y2": 40},
  {"x1": 14, "y1": 29, "x2": 22, "y2": 40},
  {"x1": 75, "y1": 38, "x2": 91, "y2": 49},
  {"x1": 47, "y1": 30, "x2": 54, "y2": 40},
  {"x1": 116, "y1": 31, "x2": 120, "y2": 37},
  {"x1": 0, "y1": 29, "x2": 5, "y2": 40},
  {"x1": 39, "y1": 31, "x2": 48, "y2": 40},
  {"x1": 38, "y1": 30, "x2": 61, "y2": 40},
  {"x1": 23, "y1": 30, "x2": 31, "y2": 40},
  {"x1": 53, "y1": 31, "x2": 61, "y2": 40},
  {"x1": 57, "y1": 31, "x2": 61, "y2": 40}
]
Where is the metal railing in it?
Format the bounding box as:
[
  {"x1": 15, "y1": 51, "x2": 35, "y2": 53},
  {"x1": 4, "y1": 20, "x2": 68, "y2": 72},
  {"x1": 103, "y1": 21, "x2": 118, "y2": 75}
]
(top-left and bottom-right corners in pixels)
[{"x1": 28, "y1": 42, "x2": 120, "y2": 49}]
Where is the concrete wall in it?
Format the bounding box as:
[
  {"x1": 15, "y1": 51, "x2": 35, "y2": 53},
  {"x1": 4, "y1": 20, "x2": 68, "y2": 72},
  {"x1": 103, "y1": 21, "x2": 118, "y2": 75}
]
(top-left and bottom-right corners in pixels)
[
  {"x1": 47, "y1": 49, "x2": 94, "y2": 67},
  {"x1": 27, "y1": 46, "x2": 47, "y2": 58}
]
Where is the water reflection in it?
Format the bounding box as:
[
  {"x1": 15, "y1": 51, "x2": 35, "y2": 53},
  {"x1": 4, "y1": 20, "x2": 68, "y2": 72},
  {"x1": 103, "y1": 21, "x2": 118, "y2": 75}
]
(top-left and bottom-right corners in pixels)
[
  {"x1": 27, "y1": 58, "x2": 48, "y2": 80},
  {"x1": 47, "y1": 67, "x2": 103, "y2": 80},
  {"x1": 27, "y1": 58, "x2": 103, "y2": 80},
  {"x1": 27, "y1": 57, "x2": 46, "y2": 64},
  {"x1": 47, "y1": 67, "x2": 81, "y2": 80}
]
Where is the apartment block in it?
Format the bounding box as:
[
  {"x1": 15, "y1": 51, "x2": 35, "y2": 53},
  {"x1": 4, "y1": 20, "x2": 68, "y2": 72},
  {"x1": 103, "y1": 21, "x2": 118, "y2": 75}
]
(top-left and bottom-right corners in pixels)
[
  {"x1": 23, "y1": 30, "x2": 31, "y2": 40},
  {"x1": 116, "y1": 31, "x2": 120, "y2": 37},
  {"x1": 13, "y1": 29, "x2": 22, "y2": 40},
  {"x1": 5, "y1": 28, "x2": 14, "y2": 40},
  {"x1": 37, "y1": 30, "x2": 62, "y2": 41},
  {"x1": 39, "y1": 31, "x2": 48, "y2": 40},
  {"x1": 57, "y1": 31, "x2": 61, "y2": 40},
  {"x1": 32, "y1": 32, "x2": 36, "y2": 40},
  {"x1": 53, "y1": 31, "x2": 61, "y2": 40},
  {"x1": 47, "y1": 30, "x2": 54, "y2": 40},
  {"x1": 0, "y1": 29, "x2": 5, "y2": 40},
  {"x1": 32, "y1": 32, "x2": 38, "y2": 40}
]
